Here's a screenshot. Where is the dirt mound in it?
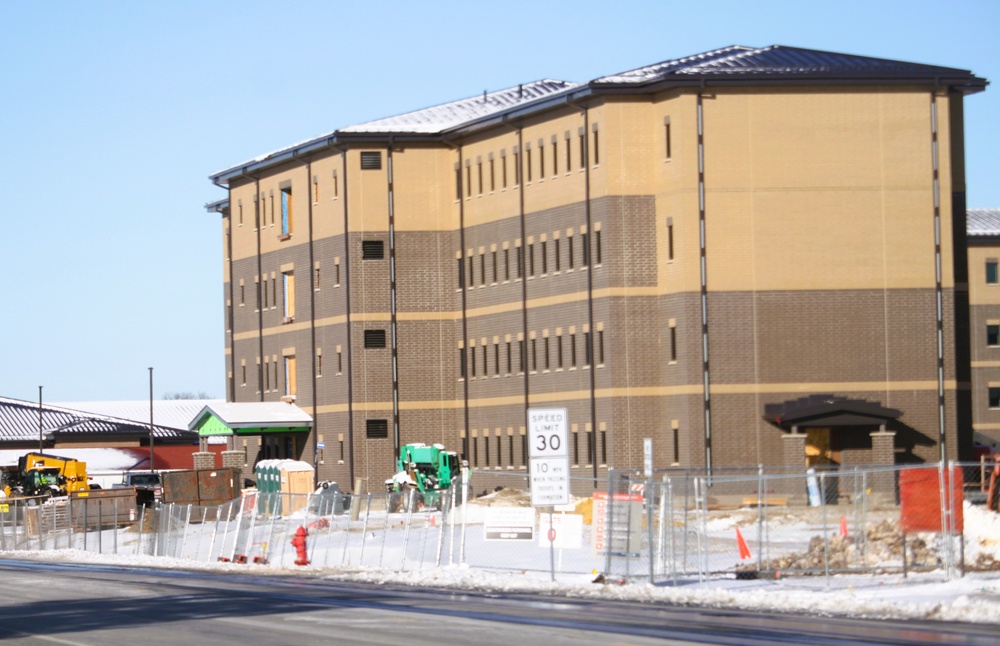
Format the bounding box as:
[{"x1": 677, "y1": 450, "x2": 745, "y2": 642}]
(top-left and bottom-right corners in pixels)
[{"x1": 467, "y1": 487, "x2": 532, "y2": 507}]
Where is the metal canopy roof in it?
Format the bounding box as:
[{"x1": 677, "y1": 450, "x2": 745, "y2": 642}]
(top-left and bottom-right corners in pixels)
[
  {"x1": 207, "y1": 44, "x2": 987, "y2": 188},
  {"x1": 0, "y1": 397, "x2": 198, "y2": 442},
  {"x1": 764, "y1": 395, "x2": 902, "y2": 429}
]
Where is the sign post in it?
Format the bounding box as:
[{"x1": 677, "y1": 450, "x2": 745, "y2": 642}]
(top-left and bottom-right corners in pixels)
[{"x1": 528, "y1": 407, "x2": 569, "y2": 581}]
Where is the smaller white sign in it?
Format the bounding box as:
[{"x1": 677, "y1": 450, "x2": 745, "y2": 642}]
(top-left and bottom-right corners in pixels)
[
  {"x1": 537, "y1": 513, "x2": 584, "y2": 549},
  {"x1": 529, "y1": 457, "x2": 570, "y2": 506},
  {"x1": 484, "y1": 507, "x2": 535, "y2": 541},
  {"x1": 643, "y1": 437, "x2": 653, "y2": 478}
]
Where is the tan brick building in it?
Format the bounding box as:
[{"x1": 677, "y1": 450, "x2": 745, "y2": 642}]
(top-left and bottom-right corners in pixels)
[
  {"x1": 967, "y1": 208, "x2": 1000, "y2": 451},
  {"x1": 206, "y1": 45, "x2": 987, "y2": 491}
]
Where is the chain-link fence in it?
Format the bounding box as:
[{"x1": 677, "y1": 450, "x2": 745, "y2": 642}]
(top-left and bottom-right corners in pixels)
[{"x1": 2, "y1": 461, "x2": 998, "y2": 588}]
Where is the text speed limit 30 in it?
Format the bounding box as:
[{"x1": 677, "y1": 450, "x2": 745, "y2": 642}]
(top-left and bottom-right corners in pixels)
[{"x1": 528, "y1": 407, "x2": 568, "y2": 459}]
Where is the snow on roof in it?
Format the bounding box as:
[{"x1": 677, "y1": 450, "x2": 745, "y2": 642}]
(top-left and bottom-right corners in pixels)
[
  {"x1": 968, "y1": 208, "x2": 1000, "y2": 237},
  {"x1": 593, "y1": 44, "x2": 981, "y2": 84},
  {"x1": 189, "y1": 401, "x2": 313, "y2": 430},
  {"x1": 341, "y1": 79, "x2": 576, "y2": 134},
  {"x1": 0, "y1": 397, "x2": 194, "y2": 442},
  {"x1": 0, "y1": 447, "x2": 147, "y2": 470},
  {"x1": 54, "y1": 400, "x2": 222, "y2": 432}
]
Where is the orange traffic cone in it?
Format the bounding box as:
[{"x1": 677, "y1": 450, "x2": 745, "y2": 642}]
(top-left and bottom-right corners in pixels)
[
  {"x1": 839, "y1": 516, "x2": 848, "y2": 538},
  {"x1": 735, "y1": 527, "x2": 752, "y2": 560}
]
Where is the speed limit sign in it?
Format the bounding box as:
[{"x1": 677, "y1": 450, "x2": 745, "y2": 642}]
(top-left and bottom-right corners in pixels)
[{"x1": 527, "y1": 407, "x2": 569, "y2": 506}]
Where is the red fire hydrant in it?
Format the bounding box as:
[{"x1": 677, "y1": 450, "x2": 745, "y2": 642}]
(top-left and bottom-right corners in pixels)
[{"x1": 291, "y1": 526, "x2": 310, "y2": 566}]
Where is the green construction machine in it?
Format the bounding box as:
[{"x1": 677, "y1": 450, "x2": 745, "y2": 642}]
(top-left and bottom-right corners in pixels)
[{"x1": 385, "y1": 443, "x2": 462, "y2": 512}]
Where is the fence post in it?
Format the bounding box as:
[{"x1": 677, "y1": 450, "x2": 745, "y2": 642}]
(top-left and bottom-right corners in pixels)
[
  {"x1": 358, "y1": 493, "x2": 372, "y2": 566},
  {"x1": 400, "y1": 488, "x2": 416, "y2": 571},
  {"x1": 460, "y1": 468, "x2": 469, "y2": 565},
  {"x1": 820, "y1": 472, "x2": 830, "y2": 587},
  {"x1": 756, "y1": 465, "x2": 764, "y2": 572},
  {"x1": 603, "y1": 470, "x2": 615, "y2": 576}
]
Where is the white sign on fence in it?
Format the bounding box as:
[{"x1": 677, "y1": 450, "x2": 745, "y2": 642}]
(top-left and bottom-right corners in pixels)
[
  {"x1": 527, "y1": 407, "x2": 570, "y2": 507},
  {"x1": 537, "y1": 513, "x2": 584, "y2": 549},
  {"x1": 484, "y1": 506, "x2": 535, "y2": 541}
]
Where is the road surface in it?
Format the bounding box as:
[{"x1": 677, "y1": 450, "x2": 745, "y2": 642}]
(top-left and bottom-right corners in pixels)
[{"x1": 0, "y1": 559, "x2": 994, "y2": 645}]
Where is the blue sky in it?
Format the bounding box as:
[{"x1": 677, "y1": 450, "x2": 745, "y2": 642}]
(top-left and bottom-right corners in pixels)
[{"x1": 1, "y1": 1, "x2": 997, "y2": 403}]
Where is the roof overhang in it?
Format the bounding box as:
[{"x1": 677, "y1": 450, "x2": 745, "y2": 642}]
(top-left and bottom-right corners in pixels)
[{"x1": 764, "y1": 395, "x2": 902, "y2": 430}]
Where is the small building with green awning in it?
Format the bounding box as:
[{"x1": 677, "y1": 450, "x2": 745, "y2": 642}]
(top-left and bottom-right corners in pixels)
[{"x1": 188, "y1": 401, "x2": 313, "y2": 457}]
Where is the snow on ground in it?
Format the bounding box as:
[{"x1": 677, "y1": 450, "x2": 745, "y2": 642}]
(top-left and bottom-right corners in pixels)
[{"x1": 3, "y1": 492, "x2": 1000, "y2": 625}]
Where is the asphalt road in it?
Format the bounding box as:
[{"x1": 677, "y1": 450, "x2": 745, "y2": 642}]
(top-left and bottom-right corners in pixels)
[{"x1": 0, "y1": 559, "x2": 994, "y2": 645}]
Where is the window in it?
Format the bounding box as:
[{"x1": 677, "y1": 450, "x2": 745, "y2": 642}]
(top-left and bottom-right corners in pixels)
[
  {"x1": 335, "y1": 260, "x2": 341, "y2": 286},
  {"x1": 513, "y1": 150, "x2": 520, "y2": 184},
  {"x1": 568, "y1": 236, "x2": 574, "y2": 268},
  {"x1": 570, "y1": 333, "x2": 577, "y2": 367},
  {"x1": 501, "y1": 155, "x2": 508, "y2": 188},
  {"x1": 538, "y1": 145, "x2": 544, "y2": 180},
  {"x1": 314, "y1": 265, "x2": 321, "y2": 290},
  {"x1": 505, "y1": 341, "x2": 512, "y2": 374},
  {"x1": 598, "y1": 330, "x2": 604, "y2": 365},
  {"x1": 554, "y1": 239, "x2": 561, "y2": 272},
  {"x1": 364, "y1": 330, "x2": 387, "y2": 348},
  {"x1": 592, "y1": 127, "x2": 600, "y2": 165},
  {"x1": 670, "y1": 326, "x2": 677, "y2": 362},
  {"x1": 489, "y1": 158, "x2": 495, "y2": 192},
  {"x1": 504, "y1": 248, "x2": 510, "y2": 281},
  {"x1": 262, "y1": 277, "x2": 268, "y2": 309},
  {"x1": 482, "y1": 345, "x2": 488, "y2": 375},
  {"x1": 673, "y1": 427, "x2": 680, "y2": 463},
  {"x1": 584, "y1": 331, "x2": 592, "y2": 366},
  {"x1": 472, "y1": 437, "x2": 479, "y2": 467},
  {"x1": 518, "y1": 339, "x2": 525, "y2": 372},
  {"x1": 459, "y1": 348, "x2": 467, "y2": 379},
  {"x1": 667, "y1": 220, "x2": 675, "y2": 261},
  {"x1": 526, "y1": 148, "x2": 532, "y2": 182},
  {"x1": 595, "y1": 230, "x2": 602, "y2": 265},
  {"x1": 581, "y1": 233, "x2": 590, "y2": 267},
  {"x1": 494, "y1": 342, "x2": 500, "y2": 376},
  {"x1": 988, "y1": 260, "x2": 999, "y2": 285},
  {"x1": 468, "y1": 256, "x2": 475, "y2": 287},
  {"x1": 484, "y1": 433, "x2": 490, "y2": 466},
  {"x1": 989, "y1": 325, "x2": 1000, "y2": 347},
  {"x1": 579, "y1": 132, "x2": 586, "y2": 168},
  {"x1": 541, "y1": 241, "x2": 548, "y2": 274},
  {"x1": 552, "y1": 141, "x2": 558, "y2": 176},
  {"x1": 282, "y1": 271, "x2": 295, "y2": 321},
  {"x1": 470, "y1": 344, "x2": 476, "y2": 377},
  {"x1": 496, "y1": 435, "x2": 503, "y2": 467},
  {"x1": 557, "y1": 335, "x2": 564, "y2": 368},
  {"x1": 544, "y1": 337, "x2": 550, "y2": 370},
  {"x1": 362, "y1": 240, "x2": 385, "y2": 259},
  {"x1": 455, "y1": 167, "x2": 462, "y2": 200},
  {"x1": 492, "y1": 250, "x2": 497, "y2": 283},
  {"x1": 239, "y1": 281, "x2": 245, "y2": 306},
  {"x1": 284, "y1": 355, "x2": 296, "y2": 397},
  {"x1": 528, "y1": 243, "x2": 535, "y2": 276},
  {"x1": 457, "y1": 258, "x2": 464, "y2": 289},
  {"x1": 531, "y1": 338, "x2": 537, "y2": 371},
  {"x1": 360, "y1": 151, "x2": 382, "y2": 170},
  {"x1": 337, "y1": 350, "x2": 343, "y2": 374},
  {"x1": 480, "y1": 253, "x2": 486, "y2": 286},
  {"x1": 477, "y1": 160, "x2": 483, "y2": 195},
  {"x1": 664, "y1": 117, "x2": 672, "y2": 160},
  {"x1": 466, "y1": 165, "x2": 472, "y2": 197},
  {"x1": 241, "y1": 363, "x2": 246, "y2": 387},
  {"x1": 317, "y1": 351, "x2": 323, "y2": 377},
  {"x1": 565, "y1": 135, "x2": 571, "y2": 171},
  {"x1": 990, "y1": 388, "x2": 1000, "y2": 409},
  {"x1": 366, "y1": 419, "x2": 389, "y2": 438},
  {"x1": 573, "y1": 431, "x2": 579, "y2": 465},
  {"x1": 516, "y1": 245, "x2": 523, "y2": 278},
  {"x1": 333, "y1": 171, "x2": 339, "y2": 198},
  {"x1": 313, "y1": 178, "x2": 319, "y2": 203}
]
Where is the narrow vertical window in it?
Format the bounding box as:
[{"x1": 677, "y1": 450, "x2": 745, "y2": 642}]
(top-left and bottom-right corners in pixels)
[
  {"x1": 670, "y1": 326, "x2": 677, "y2": 362},
  {"x1": 557, "y1": 335, "x2": 564, "y2": 368},
  {"x1": 314, "y1": 265, "x2": 321, "y2": 290},
  {"x1": 457, "y1": 258, "x2": 464, "y2": 289},
  {"x1": 518, "y1": 340, "x2": 525, "y2": 372},
  {"x1": 473, "y1": 437, "x2": 479, "y2": 467},
  {"x1": 282, "y1": 271, "x2": 295, "y2": 321},
  {"x1": 989, "y1": 324, "x2": 1000, "y2": 347},
  {"x1": 317, "y1": 351, "x2": 323, "y2": 377},
  {"x1": 598, "y1": 330, "x2": 604, "y2": 365},
  {"x1": 581, "y1": 233, "x2": 590, "y2": 267},
  {"x1": 595, "y1": 230, "x2": 602, "y2": 265},
  {"x1": 262, "y1": 278, "x2": 268, "y2": 309},
  {"x1": 459, "y1": 348, "x2": 467, "y2": 379},
  {"x1": 565, "y1": 135, "x2": 571, "y2": 171},
  {"x1": 240, "y1": 282, "x2": 245, "y2": 306},
  {"x1": 484, "y1": 434, "x2": 490, "y2": 466},
  {"x1": 502, "y1": 155, "x2": 508, "y2": 188},
  {"x1": 667, "y1": 220, "x2": 675, "y2": 261},
  {"x1": 497, "y1": 435, "x2": 503, "y2": 467},
  {"x1": 568, "y1": 236, "x2": 575, "y2": 268},
  {"x1": 477, "y1": 160, "x2": 483, "y2": 195},
  {"x1": 466, "y1": 165, "x2": 472, "y2": 198},
  {"x1": 579, "y1": 132, "x2": 586, "y2": 168},
  {"x1": 531, "y1": 338, "x2": 537, "y2": 371},
  {"x1": 552, "y1": 140, "x2": 558, "y2": 176},
  {"x1": 514, "y1": 151, "x2": 520, "y2": 185},
  {"x1": 470, "y1": 345, "x2": 476, "y2": 377},
  {"x1": 506, "y1": 341, "x2": 512, "y2": 374},
  {"x1": 988, "y1": 260, "x2": 999, "y2": 285},
  {"x1": 508, "y1": 435, "x2": 514, "y2": 467},
  {"x1": 504, "y1": 248, "x2": 510, "y2": 281},
  {"x1": 543, "y1": 337, "x2": 550, "y2": 370},
  {"x1": 333, "y1": 172, "x2": 339, "y2": 197},
  {"x1": 335, "y1": 260, "x2": 341, "y2": 286},
  {"x1": 570, "y1": 333, "x2": 577, "y2": 367},
  {"x1": 673, "y1": 427, "x2": 680, "y2": 463},
  {"x1": 455, "y1": 167, "x2": 462, "y2": 200},
  {"x1": 584, "y1": 331, "x2": 592, "y2": 366},
  {"x1": 238, "y1": 202, "x2": 243, "y2": 226},
  {"x1": 554, "y1": 239, "x2": 561, "y2": 272},
  {"x1": 482, "y1": 345, "x2": 489, "y2": 376},
  {"x1": 665, "y1": 117, "x2": 672, "y2": 160},
  {"x1": 541, "y1": 241, "x2": 548, "y2": 274},
  {"x1": 492, "y1": 250, "x2": 497, "y2": 283},
  {"x1": 517, "y1": 245, "x2": 523, "y2": 278},
  {"x1": 241, "y1": 363, "x2": 246, "y2": 386},
  {"x1": 337, "y1": 350, "x2": 343, "y2": 374},
  {"x1": 313, "y1": 179, "x2": 319, "y2": 203},
  {"x1": 528, "y1": 243, "x2": 535, "y2": 276},
  {"x1": 600, "y1": 428, "x2": 607, "y2": 464},
  {"x1": 468, "y1": 256, "x2": 475, "y2": 287},
  {"x1": 592, "y1": 128, "x2": 600, "y2": 165},
  {"x1": 573, "y1": 432, "x2": 579, "y2": 465},
  {"x1": 526, "y1": 148, "x2": 532, "y2": 182},
  {"x1": 489, "y1": 158, "x2": 495, "y2": 192},
  {"x1": 494, "y1": 342, "x2": 500, "y2": 375},
  {"x1": 480, "y1": 253, "x2": 486, "y2": 286},
  {"x1": 538, "y1": 145, "x2": 544, "y2": 180}
]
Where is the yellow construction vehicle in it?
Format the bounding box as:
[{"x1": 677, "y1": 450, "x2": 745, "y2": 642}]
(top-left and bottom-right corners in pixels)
[{"x1": 0, "y1": 453, "x2": 90, "y2": 498}]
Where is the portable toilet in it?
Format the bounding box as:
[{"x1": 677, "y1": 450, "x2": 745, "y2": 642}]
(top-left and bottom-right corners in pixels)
[{"x1": 278, "y1": 460, "x2": 315, "y2": 516}]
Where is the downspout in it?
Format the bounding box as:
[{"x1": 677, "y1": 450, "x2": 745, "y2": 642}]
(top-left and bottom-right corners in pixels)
[
  {"x1": 930, "y1": 93, "x2": 946, "y2": 463},
  {"x1": 580, "y1": 107, "x2": 598, "y2": 484},
  {"x1": 386, "y1": 138, "x2": 401, "y2": 463},
  {"x1": 306, "y1": 158, "x2": 318, "y2": 485},
  {"x1": 446, "y1": 139, "x2": 471, "y2": 462},
  {"x1": 515, "y1": 124, "x2": 531, "y2": 457},
  {"x1": 697, "y1": 92, "x2": 713, "y2": 479},
  {"x1": 339, "y1": 146, "x2": 356, "y2": 488},
  {"x1": 212, "y1": 178, "x2": 237, "y2": 403}
]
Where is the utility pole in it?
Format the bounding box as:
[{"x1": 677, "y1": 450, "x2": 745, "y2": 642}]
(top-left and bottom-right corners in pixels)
[{"x1": 149, "y1": 367, "x2": 155, "y2": 471}]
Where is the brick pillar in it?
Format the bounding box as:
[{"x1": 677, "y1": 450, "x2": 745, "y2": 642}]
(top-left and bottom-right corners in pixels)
[
  {"x1": 869, "y1": 430, "x2": 896, "y2": 501},
  {"x1": 192, "y1": 452, "x2": 216, "y2": 470},
  {"x1": 221, "y1": 450, "x2": 244, "y2": 490},
  {"x1": 780, "y1": 431, "x2": 808, "y2": 502}
]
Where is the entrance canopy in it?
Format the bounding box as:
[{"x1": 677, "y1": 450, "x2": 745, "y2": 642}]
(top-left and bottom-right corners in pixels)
[
  {"x1": 764, "y1": 395, "x2": 901, "y2": 430},
  {"x1": 188, "y1": 401, "x2": 312, "y2": 438}
]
